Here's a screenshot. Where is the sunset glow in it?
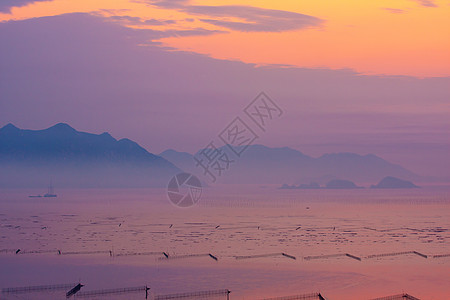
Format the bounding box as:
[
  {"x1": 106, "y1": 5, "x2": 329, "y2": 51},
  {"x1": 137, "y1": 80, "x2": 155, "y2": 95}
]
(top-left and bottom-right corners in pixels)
[{"x1": 1, "y1": 0, "x2": 449, "y2": 77}]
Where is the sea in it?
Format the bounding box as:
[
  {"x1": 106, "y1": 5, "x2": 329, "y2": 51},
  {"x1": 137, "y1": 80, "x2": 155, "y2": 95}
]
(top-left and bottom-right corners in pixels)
[{"x1": 0, "y1": 186, "x2": 449, "y2": 299}]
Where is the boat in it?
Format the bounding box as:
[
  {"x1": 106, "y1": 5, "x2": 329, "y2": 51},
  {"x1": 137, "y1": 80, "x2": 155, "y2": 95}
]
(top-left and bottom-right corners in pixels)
[
  {"x1": 28, "y1": 182, "x2": 57, "y2": 198},
  {"x1": 43, "y1": 183, "x2": 57, "y2": 198}
]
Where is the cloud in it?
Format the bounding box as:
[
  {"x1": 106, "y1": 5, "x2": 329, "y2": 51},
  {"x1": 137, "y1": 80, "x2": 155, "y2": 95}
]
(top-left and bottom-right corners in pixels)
[
  {"x1": 0, "y1": 0, "x2": 49, "y2": 13},
  {"x1": 382, "y1": 8, "x2": 406, "y2": 14},
  {"x1": 162, "y1": 27, "x2": 226, "y2": 37},
  {"x1": 109, "y1": 15, "x2": 142, "y2": 23},
  {"x1": 102, "y1": 14, "x2": 223, "y2": 36},
  {"x1": 189, "y1": 6, "x2": 323, "y2": 32},
  {"x1": 147, "y1": 0, "x2": 189, "y2": 9},
  {"x1": 108, "y1": 15, "x2": 177, "y2": 26},
  {"x1": 147, "y1": 19, "x2": 176, "y2": 25},
  {"x1": 413, "y1": 0, "x2": 438, "y2": 7},
  {"x1": 184, "y1": 5, "x2": 323, "y2": 32},
  {"x1": 143, "y1": 0, "x2": 323, "y2": 32}
]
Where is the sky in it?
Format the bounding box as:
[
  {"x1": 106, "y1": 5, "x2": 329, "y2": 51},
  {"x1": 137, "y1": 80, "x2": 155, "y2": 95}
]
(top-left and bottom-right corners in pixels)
[{"x1": 0, "y1": 0, "x2": 449, "y2": 178}]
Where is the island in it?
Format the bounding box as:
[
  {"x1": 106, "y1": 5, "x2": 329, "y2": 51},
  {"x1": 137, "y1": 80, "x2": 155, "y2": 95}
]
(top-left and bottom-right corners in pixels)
[{"x1": 371, "y1": 176, "x2": 419, "y2": 189}]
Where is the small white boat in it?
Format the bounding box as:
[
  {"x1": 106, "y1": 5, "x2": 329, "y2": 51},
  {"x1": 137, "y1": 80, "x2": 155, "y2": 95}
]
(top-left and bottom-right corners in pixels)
[{"x1": 43, "y1": 183, "x2": 57, "y2": 198}]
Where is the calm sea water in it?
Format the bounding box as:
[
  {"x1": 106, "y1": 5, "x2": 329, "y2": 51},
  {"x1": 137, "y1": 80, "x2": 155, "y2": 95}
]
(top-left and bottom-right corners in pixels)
[{"x1": 1, "y1": 186, "x2": 449, "y2": 299}]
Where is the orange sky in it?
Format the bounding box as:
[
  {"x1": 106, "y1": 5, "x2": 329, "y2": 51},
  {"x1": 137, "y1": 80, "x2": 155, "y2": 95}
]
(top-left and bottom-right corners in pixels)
[{"x1": 1, "y1": 0, "x2": 449, "y2": 77}]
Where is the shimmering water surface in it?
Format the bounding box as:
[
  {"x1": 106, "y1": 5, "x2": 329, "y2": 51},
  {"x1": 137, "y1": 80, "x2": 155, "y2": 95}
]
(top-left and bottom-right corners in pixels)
[{"x1": 1, "y1": 186, "x2": 449, "y2": 299}]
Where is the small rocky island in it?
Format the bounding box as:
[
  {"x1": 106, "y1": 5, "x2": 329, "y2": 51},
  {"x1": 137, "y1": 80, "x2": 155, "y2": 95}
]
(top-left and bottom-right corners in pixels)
[
  {"x1": 280, "y1": 177, "x2": 420, "y2": 190},
  {"x1": 371, "y1": 176, "x2": 419, "y2": 189}
]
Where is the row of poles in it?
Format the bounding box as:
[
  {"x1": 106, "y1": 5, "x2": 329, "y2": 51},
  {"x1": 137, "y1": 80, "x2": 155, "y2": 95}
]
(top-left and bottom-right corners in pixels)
[
  {"x1": 1, "y1": 284, "x2": 228, "y2": 300},
  {"x1": 0, "y1": 284, "x2": 422, "y2": 300},
  {"x1": 2, "y1": 248, "x2": 449, "y2": 261}
]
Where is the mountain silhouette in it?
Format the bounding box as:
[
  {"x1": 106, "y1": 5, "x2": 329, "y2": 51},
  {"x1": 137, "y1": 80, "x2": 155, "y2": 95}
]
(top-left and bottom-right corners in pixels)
[
  {"x1": 0, "y1": 123, "x2": 423, "y2": 188},
  {"x1": 160, "y1": 145, "x2": 421, "y2": 185},
  {"x1": 0, "y1": 123, "x2": 180, "y2": 188}
]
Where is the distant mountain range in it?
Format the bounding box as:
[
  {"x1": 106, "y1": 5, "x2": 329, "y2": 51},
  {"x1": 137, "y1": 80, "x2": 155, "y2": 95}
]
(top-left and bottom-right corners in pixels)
[
  {"x1": 0, "y1": 123, "x2": 180, "y2": 188},
  {"x1": 160, "y1": 145, "x2": 421, "y2": 185},
  {"x1": 0, "y1": 123, "x2": 424, "y2": 188}
]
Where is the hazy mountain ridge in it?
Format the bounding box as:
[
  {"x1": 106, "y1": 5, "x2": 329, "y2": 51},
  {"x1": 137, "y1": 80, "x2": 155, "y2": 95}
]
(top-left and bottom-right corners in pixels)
[
  {"x1": 0, "y1": 123, "x2": 180, "y2": 188},
  {"x1": 160, "y1": 145, "x2": 421, "y2": 185},
  {"x1": 0, "y1": 123, "x2": 424, "y2": 188}
]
